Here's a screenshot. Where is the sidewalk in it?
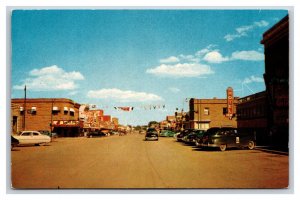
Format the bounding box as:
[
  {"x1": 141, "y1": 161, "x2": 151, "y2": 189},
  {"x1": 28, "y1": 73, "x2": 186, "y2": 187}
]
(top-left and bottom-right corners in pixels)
[{"x1": 255, "y1": 145, "x2": 289, "y2": 155}]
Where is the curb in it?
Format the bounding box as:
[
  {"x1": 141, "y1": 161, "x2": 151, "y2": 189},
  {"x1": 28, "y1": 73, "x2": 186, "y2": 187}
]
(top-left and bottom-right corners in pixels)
[{"x1": 255, "y1": 146, "x2": 289, "y2": 155}]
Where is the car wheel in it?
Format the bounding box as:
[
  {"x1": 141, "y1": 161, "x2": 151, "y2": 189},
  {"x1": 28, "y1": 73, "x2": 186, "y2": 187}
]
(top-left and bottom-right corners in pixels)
[
  {"x1": 248, "y1": 141, "x2": 255, "y2": 150},
  {"x1": 220, "y1": 144, "x2": 227, "y2": 151}
]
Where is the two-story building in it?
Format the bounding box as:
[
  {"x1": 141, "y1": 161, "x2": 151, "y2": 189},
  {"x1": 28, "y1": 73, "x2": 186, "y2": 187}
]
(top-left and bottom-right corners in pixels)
[
  {"x1": 188, "y1": 97, "x2": 239, "y2": 130},
  {"x1": 11, "y1": 98, "x2": 81, "y2": 137}
]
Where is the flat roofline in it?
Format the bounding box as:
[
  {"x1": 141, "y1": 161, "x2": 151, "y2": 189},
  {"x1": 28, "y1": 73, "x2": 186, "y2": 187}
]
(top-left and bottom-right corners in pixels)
[{"x1": 11, "y1": 98, "x2": 81, "y2": 106}]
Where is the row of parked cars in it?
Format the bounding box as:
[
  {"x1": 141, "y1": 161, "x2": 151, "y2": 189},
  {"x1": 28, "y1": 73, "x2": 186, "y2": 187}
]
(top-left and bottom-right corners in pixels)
[{"x1": 175, "y1": 127, "x2": 256, "y2": 151}]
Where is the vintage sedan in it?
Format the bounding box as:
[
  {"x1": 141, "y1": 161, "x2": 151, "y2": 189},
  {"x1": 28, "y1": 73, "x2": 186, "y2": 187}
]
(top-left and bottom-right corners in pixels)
[
  {"x1": 200, "y1": 127, "x2": 256, "y2": 151},
  {"x1": 145, "y1": 128, "x2": 159, "y2": 141},
  {"x1": 13, "y1": 131, "x2": 51, "y2": 146},
  {"x1": 160, "y1": 130, "x2": 176, "y2": 137},
  {"x1": 184, "y1": 130, "x2": 206, "y2": 145}
]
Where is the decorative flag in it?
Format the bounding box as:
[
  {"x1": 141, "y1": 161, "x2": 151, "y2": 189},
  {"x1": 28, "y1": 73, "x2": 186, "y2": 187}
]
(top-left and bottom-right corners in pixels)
[{"x1": 115, "y1": 107, "x2": 134, "y2": 111}]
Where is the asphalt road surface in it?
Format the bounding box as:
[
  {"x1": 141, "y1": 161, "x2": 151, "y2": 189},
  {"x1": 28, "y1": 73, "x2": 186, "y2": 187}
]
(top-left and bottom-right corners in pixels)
[{"x1": 11, "y1": 133, "x2": 289, "y2": 189}]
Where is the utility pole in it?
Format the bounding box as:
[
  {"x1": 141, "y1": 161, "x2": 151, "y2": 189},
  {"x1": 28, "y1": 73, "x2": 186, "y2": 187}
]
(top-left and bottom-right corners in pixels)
[
  {"x1": 50, "y1": 99, "x2": 54, "y2": 133},
  {"x1": 23, "y1": 85, "x2": 27, "y2": 130}
]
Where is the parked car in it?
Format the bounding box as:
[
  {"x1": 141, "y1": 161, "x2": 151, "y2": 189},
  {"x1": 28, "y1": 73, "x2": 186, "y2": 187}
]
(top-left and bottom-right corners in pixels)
[
  {"x1": 87, "y1": 130, "x2": 107, "y2": 138},
  {"x1": 176, "y1": 129, "x2": 195, "y2": 142},
  {"x1": 145, "y1": 128, "x2": 159, "y2": 141},
  {"x1": 13, "y1": 131, "x2": 51, "y2": 146},
  {"x1": 160, "y1": 130, "x2": 176, "y2": 137},
  {"x1": 184, "y1": 130, "x2": 206, "y2": 145},
  {"x1": 200, "y1": 127, "x2": 256, "y2": 151},
  {"x1": 38, "y1": 130, "x2": 58, "y2": 138}
]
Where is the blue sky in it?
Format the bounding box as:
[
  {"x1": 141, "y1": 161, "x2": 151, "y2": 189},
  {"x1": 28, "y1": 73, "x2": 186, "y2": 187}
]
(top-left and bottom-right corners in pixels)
[{"x1": 11, "y1": 9, "x2": 288, "y2": 125}]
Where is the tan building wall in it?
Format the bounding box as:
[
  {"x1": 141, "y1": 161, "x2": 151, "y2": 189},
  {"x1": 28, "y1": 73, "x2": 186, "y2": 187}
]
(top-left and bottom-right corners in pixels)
[
  {"x1": 189, "y1": 98, "x2": 238, "y2": 130},
  {"x1": 11, "y1": 103, "x2": 22, "y2": 134},
  {"x1": 11, "y1": 98, "x2": 80, "y2": 133}
]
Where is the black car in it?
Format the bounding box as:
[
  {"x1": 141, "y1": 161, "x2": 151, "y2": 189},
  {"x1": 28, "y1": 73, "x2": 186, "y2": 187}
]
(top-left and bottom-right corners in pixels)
[
  {"x1": 176, "y1": 129, "x2": 195, "y2": 142},
  {"x1": 184, "y1": 130, "x2": 206, "y2": 145},
  {"x1": 145, "y1": 128, "x2": 158, "y2": 141},
  {"x1": 200, "y1": 127, "x2": 256, "y2": 151},
  {"x1": 87, "y1": 130, "x2": 107, "y2": 138}
]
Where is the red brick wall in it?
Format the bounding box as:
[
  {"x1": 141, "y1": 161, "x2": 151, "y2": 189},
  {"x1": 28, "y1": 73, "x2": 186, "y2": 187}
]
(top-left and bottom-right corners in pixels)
[{"x1": 11, "y1": 98, "x2": 80, "y2": 132}]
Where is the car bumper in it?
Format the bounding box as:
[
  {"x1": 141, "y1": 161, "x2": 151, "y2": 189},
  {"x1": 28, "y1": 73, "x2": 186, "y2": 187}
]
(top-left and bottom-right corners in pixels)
[
  {"x1": 200, "y1": 143, "x2": 219, "y2": 148},
  {"x1": 145, "y1": 137, "x2": 158, "y2": 141}
]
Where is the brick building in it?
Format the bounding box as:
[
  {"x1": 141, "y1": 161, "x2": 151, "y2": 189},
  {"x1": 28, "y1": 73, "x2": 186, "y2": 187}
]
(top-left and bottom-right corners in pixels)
[
  {"x1": 261, "y1": 15, "x2": 289, "y2": 147},
  {"x1": 237, "y1": 91, "x2": 269, "y2": 145},
  {"x1": 188, "y1": 97, "x2": 239, "y2": 130},
  {"x1": 11, "y1": 98, "x2": 81, "y2": 137},
  {"x1": 11, "y1": 103, "x2": 22, "y2": 134},
  {"x1": 160, "y1": 115, "x2": 176, "y2": 130},
  {"x1": 235, "y1": 15, "x2": 289, "y2": 147},
  {"x1": 79, "y1": 104, "x2": 117, "y2": 132},
  {"x1": 112, "y1": 117, "x2": 119, "y2": 130}
]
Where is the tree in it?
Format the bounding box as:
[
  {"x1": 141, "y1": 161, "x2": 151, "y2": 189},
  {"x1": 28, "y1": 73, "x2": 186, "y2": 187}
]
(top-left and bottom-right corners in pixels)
[{"x1": 148, "y1": 121, "x2": 159, "y2": 128}]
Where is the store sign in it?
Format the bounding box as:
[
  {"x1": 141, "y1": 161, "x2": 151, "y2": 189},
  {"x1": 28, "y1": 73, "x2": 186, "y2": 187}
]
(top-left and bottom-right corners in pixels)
[{"x1": 227, "y1": 87, "x2": 234, "y2": 117}]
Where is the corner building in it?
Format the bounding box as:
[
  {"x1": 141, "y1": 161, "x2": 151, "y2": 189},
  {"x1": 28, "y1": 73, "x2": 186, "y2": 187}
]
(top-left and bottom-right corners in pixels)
[
  {"x1": 11, "y1": 98, "x2": 81, "y2": 137},
  {"x1": 188, "y1": 98, "x2": 239, "y2": 130},
  {"x1": 261, "y1": 15, "x2": 289, "y2": 147}
]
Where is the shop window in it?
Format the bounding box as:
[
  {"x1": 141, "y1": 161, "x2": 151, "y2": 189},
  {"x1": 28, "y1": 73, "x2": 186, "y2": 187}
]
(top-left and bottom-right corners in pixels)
[{"x1": 200, "y1": 123, "x2": 210, "y2": 130}]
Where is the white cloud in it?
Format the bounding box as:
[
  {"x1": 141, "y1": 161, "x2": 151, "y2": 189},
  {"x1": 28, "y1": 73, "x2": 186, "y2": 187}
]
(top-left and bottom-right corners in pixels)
[
  {"x1": 203, "y1": 51, "x2": 229, "y2": 63},
  {"x1": 160, "y1": 56, "x2": 180, "y2": 63},
  {"x1": 146, "y1": 63, "x2": 214, "y2": 78},
  {"x1": 179, "y1": 54, "x2": 200, "y2": 63},
  {"x1": 254, "y1": 20, "x2": 269, "y2": 27},
  {"x1": 231, "y1": 51, "x2": 264, "y2": 61},
  {"x1": 243, "y1": 76, "x2": 264, "y2": 84},
  {"x1": 236, "y1": 25, "x2": 253, "y2": 34},
  {"x1": 224, "y1": 20, "x2": 269, "y2": 42},
  {"x1": 224, "y1": 34, "x2": 243, "y2": 42},
  {"x1": 195, "y1": 44, "x2": 218, "y2": 57},
  {"x1": 169, "y1": 87, "x2": 180, "y2": 93},
  {"x1": 87, "y1": 88, "x2": 163, "y2": 102},
  {"x1": 13, "y1": 65, "x2": 84, "y2": 91}
]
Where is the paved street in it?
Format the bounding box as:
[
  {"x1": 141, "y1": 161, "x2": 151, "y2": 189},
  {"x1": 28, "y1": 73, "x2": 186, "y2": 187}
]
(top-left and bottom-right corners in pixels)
[{"x1": 11, "y1": 133, "x2": 289, "y2": 189}]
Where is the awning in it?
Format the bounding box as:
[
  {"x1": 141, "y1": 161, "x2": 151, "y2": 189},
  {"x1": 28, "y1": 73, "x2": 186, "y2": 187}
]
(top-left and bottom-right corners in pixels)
[
  {"x1": 31, "y1": 107, "x2": 37, "y2": 111},
  {"x1": 52, "y1": 106, "x2": 59, "y2": 111},
  {"x1": 19, "y1": 107, "x2": 24, "y2": 111},
  {"x1": 70, "y1": 108, "x2": 75, "y2": 112},
  {"x1": 64, "y1": 107, "x2": 69, "y2": 111}
]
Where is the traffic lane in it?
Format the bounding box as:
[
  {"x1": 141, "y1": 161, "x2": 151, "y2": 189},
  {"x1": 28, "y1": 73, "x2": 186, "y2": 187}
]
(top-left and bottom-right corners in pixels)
[
  {"x1": 11, "y1": 135, "x2": 167, "y2": 188},
  {"x1": 145, "y1": 137, "x2": 288, "y2": 188},
  {"x1": 11, "y1": 134, "x2": 289, "y2": 189}
]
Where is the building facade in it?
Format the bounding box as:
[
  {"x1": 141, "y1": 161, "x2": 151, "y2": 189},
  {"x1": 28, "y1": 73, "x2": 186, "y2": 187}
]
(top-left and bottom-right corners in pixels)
[
  {"x1": 11, "y1": 98, "x2": 81, "y2": 137},
  {"x1": 11, "y1": 103, "x2": 22, "y2": 134},
  {"x1": 188, "y1": 97, "x2": 239, "y2": 130},
  {"x1": 261, "y1": 15, "x2": 289, "y2": 147},
  {"x1": 237, "y1": 91, "x2": 269, "y2": 145}
]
